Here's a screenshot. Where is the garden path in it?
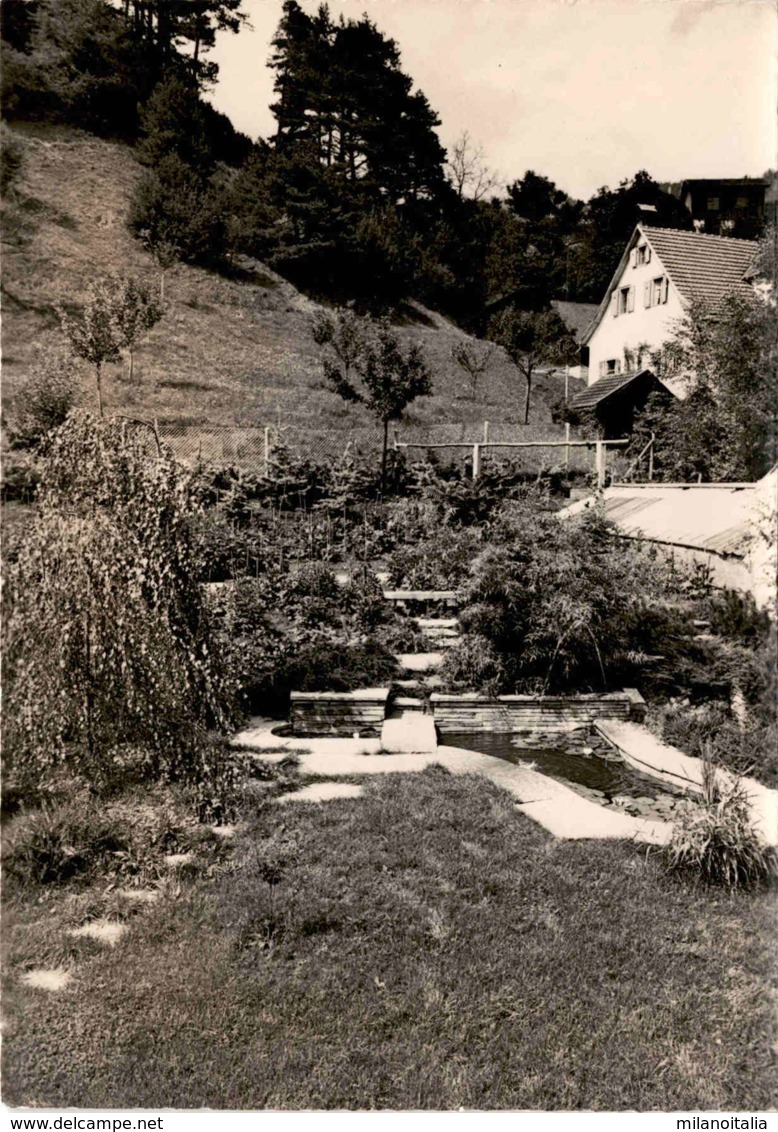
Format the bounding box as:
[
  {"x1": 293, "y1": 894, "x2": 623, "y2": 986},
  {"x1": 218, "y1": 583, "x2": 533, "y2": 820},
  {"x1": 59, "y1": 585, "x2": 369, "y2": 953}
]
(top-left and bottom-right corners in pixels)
[
  {"x1": 597, "y1": 720, "x2": 778, "y2": 846},
  {"x1": 235, "y1": 722, "x2": 672, "y2": 845}
]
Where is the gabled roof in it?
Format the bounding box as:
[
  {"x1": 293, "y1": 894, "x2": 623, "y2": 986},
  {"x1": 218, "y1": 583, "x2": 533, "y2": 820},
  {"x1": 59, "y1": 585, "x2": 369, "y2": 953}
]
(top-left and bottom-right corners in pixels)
[
  {"x1": 644, "y1": 227, "x2": 759, "y2": 306},
  {"x1": 681, "y1": 178, "x2": 768, "y2": 191},
  {"x1": 569, "y1": 368, "x2": 668, "y2": 411},
  {"x1": 581, "y1": 224, "x2": 760, "y2": 347},
  {"x1": 550, "y1": 300, "x2": 599, "y2": 343}
]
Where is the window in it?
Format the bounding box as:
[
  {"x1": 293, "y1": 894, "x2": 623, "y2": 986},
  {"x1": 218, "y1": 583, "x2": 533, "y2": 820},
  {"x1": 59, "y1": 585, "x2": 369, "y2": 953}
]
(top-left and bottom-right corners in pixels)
[
  {"x1": 736, "y1": 196, "x2": 749, "y2": 209},
  {"x1": 644, "y1": 276, "x2": 669, "y2": 307},
  {"x1": 599, "y1": 358, "x2": 621, "y2": 378},
  {"x1": 706, "y1": 196, "x2": 720, "y2": 211},
  {"x1": 634, "y1": 244, "x2": 651, "y2": 266},
  {"x1": 616, "y1": 286, "x2": 634, "y2": 314}
]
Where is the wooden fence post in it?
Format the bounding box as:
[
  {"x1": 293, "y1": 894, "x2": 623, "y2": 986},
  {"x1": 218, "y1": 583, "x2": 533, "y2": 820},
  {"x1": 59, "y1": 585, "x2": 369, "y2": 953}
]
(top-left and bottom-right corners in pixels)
[
  {"x1": 595, "y1": 440, "x2": 606, "y2": 489},
  {"x1": 564, "y1": 422, "x2": 570, "y2": 469},
  {"x1": 263, "y1": 426, "x2": 270, "y2": 478},
  {"x1": 472, "y1": 443, "x2": 481, "y2": 479}
]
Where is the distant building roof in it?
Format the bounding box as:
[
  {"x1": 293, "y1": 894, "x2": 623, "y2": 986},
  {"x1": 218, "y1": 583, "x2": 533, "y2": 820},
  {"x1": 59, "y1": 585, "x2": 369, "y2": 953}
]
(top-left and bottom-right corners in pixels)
[
  {"x1": 569, "y1": 369, "x2": 669, "y2": 411},
  {"x1": 643, "y1": 227, "x2": 759, "y2": 305},
  {"x1": 550, "y1": 300, "x2": 599, "y2": 343},
  {"x1": 681, "y1": 178, "x2": 768, "y2": 190}
]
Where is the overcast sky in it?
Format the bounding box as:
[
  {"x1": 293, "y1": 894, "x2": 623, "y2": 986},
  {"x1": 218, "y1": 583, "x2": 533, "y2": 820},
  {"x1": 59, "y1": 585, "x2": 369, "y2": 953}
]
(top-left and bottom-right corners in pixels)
[{"x1": 207, "y1": 0, "x2": 777, "y2": 200}]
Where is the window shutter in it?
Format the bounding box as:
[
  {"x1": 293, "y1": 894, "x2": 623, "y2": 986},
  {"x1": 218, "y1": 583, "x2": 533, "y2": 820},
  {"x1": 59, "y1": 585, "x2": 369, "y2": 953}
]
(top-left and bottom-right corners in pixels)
[
  {"x1": 644, "y1": 281, "x2": 651, "y2": 308},
  {"x1": 599, "y1": 361, "x2": 607, "y2": 378},
  {"x1": 627, "y1": 287, "x2": 635, "y2": 312},
  {"x1": 630, "y1": 249, "x2": 637, "y2": 268},
  {"x1": 611, "y1": 292, "x2": 619, "y2": 317},
  {"x1": 646, "y1": 247, "x2": 652, "y2": 264},
  {"x1": 662, "y1": 277, "x2": 669, "y2": 303}
]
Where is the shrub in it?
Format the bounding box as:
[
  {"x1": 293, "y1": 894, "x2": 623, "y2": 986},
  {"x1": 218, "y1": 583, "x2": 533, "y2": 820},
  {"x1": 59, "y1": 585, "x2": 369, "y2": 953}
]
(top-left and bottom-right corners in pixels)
[
  {"x1": 662, "y1": 758, "x2": 776, "y2": 890},
  {"x1": 385, "y1": 527, "x2": 482, "y2": 590},
  {"x1": 130, "y1": 154, "x2": 227, "y2": 268},
  {"x1": 342, "y1": 568, "x2": 388, "y2": 632},
  {"x1": 440, "y1": 634, "x2": 505, "y2": 696},
  {"x1": 280, "y1": 639, "x2": 397, "y2": 696},
  {"x1": 704, "y1": 589, "x2": 771, "y2": 648},
  {"x1": 3, "y1": 413, "x2": 236, "y2": 795},
  {"x1": 9, "y1": 347, "x2": 81, "y2": 448},
  {"x1": 375, "y1": 615, "x2": 429, "y2": 655},
  {"x1": 452, "y1": 503, "x2": 691, "y2": 694},
  {"x1": 0, "y1": 123, "x2": 24, "y2": 194},
  {"x1": 2, "y1": 799, "x2": 131, "y2": 889}
]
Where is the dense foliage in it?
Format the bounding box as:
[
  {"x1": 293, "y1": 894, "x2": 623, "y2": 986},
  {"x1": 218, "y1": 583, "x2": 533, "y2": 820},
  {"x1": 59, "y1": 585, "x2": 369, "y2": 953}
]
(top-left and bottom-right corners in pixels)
[
  {"x1": 3, "y1": 413, "x2": 236, "y2": 797},
  {"x1": 442, "y1": 504, "x2": 698, "y2": 695},
  {"x1": 631, "y1": 292, "x2": 778, "y2": 482}
]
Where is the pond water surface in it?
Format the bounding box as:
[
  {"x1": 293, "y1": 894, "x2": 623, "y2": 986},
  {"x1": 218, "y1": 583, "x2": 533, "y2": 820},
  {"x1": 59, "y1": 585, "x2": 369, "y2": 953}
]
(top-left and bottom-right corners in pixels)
[{"x1": 441, "y1": 730, "x2": 680, "y2": 801}]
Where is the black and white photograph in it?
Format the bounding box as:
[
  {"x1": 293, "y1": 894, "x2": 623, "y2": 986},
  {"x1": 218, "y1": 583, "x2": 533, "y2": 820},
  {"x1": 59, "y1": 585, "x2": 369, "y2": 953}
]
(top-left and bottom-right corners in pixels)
[{"x1": 1, "y1": 0, "x2": 777, "y2": 1117}]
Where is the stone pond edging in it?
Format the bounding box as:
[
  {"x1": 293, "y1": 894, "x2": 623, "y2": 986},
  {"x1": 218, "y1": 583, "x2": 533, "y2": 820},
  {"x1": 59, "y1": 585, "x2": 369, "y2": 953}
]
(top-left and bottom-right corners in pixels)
[
  {"x1": 289, "y1": 687, "x2": 390, "y2": 736},
  {"x1": 429, "y1": 689, "x2": 646, "y2": 733}
]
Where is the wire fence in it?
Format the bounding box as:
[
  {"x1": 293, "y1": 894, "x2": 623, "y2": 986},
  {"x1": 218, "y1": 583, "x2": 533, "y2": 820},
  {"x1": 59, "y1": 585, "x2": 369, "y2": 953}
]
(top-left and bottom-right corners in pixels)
[
  {"x1": 154, "y1": 421, "x2": 384, "y2": 472},
  {"x1": 151, "y1": 419, "x2": 600, "y2": 477}
]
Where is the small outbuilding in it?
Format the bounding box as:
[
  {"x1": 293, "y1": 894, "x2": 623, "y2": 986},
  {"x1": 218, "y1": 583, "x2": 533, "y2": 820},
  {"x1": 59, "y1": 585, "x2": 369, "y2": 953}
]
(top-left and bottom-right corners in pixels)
[{"x1": 568, "y1": 368, "x2": 675, "y2": 439}]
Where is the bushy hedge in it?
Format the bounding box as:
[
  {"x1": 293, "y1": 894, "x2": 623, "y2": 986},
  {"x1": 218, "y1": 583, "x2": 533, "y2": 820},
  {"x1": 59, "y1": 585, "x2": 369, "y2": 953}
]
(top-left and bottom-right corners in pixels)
[{"x1": 442, "y1": 503, "x2": 697, "y2": 694}]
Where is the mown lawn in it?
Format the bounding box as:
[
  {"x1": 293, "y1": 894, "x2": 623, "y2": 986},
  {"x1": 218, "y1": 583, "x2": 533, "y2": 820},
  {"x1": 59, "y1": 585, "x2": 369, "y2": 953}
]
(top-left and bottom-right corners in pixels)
[{"x1": 3, "y1": 768, "x2": 775, "y2": 1110}]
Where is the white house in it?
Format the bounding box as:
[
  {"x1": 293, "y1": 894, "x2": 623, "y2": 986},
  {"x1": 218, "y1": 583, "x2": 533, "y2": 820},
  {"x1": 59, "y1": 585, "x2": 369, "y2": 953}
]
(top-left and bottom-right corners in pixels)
[{"x1": 580, "y1": 225, "x2": 760, "y2": 395}]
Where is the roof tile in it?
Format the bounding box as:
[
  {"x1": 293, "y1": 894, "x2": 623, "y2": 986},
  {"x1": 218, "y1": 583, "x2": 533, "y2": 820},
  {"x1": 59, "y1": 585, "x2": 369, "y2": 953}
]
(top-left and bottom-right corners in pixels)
[{"x1": 643, "y1": 227, "x2": 759, "y2": 306}]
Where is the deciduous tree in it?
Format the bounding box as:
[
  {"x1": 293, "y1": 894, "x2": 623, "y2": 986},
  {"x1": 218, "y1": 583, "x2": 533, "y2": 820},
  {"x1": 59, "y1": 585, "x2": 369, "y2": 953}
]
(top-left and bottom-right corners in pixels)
[
  {"x1": 313, "y1": 310, "x2": 432, "y2": 488},
  {"x1": 488, "y1": 307, "x2": 576, "y2": 424}
]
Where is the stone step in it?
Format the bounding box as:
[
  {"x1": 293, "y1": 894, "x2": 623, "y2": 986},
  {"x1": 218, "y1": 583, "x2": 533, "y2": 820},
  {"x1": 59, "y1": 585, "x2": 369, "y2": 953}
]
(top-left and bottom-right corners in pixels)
[
  {"x1": 396, "y1": 652, "x2": 444, "y2": 673},
  {"x1": 381, "y1": 713, "x2": 437, "y2": 753},
  {"x1": 416, "y1": 618, "x2": 459, "y2": 630},
  {"x1": 392, "y1": 696, "x2": 426, "y2": 710}
]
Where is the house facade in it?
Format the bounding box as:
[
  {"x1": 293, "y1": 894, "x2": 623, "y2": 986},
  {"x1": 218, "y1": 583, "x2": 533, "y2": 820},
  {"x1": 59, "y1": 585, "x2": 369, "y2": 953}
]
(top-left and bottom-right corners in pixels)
[
  {"x1": 681, "y1": 178, "x2": 767, "y2": 240},
  {"x1": 580, "y1": 225, "x2": 760, "y2": 396}
]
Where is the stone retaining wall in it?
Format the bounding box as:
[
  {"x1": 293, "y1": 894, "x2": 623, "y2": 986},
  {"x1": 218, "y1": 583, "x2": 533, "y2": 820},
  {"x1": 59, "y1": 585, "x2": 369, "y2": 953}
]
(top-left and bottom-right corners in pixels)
[
  {"x1": 430, "y1": 689, "x2": 646, "y2": 733},
  {"x1": 290, "y1": 688, "x2": 390, "y2": 736}
]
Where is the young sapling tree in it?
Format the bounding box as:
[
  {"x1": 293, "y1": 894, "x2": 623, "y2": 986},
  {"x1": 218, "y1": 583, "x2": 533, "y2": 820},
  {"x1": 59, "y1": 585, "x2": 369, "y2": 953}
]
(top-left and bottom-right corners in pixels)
[
  {"x1": 451, "y1": 338, "x2": 495, "y2": 400},
  {"x1": 489, "y1": 307, "x2": 577, "y2": 425},
  {"x1": 313, "y1": 310, "x2": 432, "y2": 489}
]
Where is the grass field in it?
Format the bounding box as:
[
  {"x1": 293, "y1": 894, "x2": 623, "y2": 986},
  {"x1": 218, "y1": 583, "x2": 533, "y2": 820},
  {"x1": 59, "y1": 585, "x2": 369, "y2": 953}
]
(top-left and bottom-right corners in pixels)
[
  {"x1": 4, "y1": 769, "x2": 775, "y2": 1110},
  {"x1": 1, "y1": 122, "x2": 586, "y2": 470}
]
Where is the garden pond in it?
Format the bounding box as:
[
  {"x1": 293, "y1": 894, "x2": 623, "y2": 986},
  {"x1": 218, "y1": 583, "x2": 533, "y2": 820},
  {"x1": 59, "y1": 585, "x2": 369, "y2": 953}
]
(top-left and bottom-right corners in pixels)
[{"x1": 442, "y1": 727, "x2": 688, "y2": 821}]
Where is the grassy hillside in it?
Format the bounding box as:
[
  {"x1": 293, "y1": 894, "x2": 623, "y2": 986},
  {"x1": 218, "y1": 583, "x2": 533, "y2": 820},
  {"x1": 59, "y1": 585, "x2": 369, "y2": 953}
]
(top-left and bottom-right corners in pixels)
[{"x1": 2, "y1": 122, "x2": 582, "y2": 466}]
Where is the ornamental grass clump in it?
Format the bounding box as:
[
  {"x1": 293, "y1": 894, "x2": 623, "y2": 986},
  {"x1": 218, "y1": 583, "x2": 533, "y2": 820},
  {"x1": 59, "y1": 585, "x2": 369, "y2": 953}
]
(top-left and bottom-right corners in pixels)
[{"x1": 663, "y1": 753, "x2": 776, "y2": 890}]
